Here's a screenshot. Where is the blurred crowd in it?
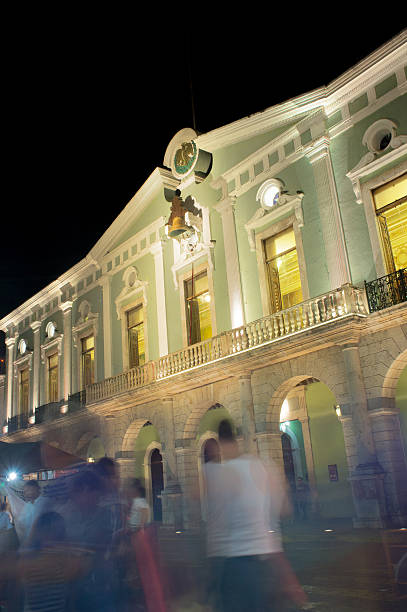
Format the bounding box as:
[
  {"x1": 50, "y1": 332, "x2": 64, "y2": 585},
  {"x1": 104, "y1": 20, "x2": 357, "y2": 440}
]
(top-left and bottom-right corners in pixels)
[{"x1": 0, "y1": 422, "x2": 308, "y2": 611}]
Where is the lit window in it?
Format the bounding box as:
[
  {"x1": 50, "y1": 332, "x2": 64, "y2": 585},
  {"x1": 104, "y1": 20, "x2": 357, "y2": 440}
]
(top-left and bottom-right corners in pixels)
[
  {"x1": 373, "y1": 173, "x2": 407, "y2": 273},
  {"x1": 19, "y1": 368, "x2": 29, "y2": 415},
  {"x1": 48, "y1": 354, "x2": 58, "y2": 402},
  {"x1": 264, "y1": 228, "x2": 303, "y2": 313},
  {"x1": 184, "y1": 271, "x2": 212, "y2": 345},
  {"x1": 81, "y1": 335, "x2": 95, "y2": 388},
  {"x1": 127, "y1": 305, "x2": 145, "y2": 368}
]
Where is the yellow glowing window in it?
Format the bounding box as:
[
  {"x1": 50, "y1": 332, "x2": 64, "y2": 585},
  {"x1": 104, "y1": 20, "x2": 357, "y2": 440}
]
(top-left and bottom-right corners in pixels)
[
  {"x1": 185, "y1": 271, "x2": 212, "y2": 345},
  {"x1": 264, "y1": 228, "x2": 303, "y2": 313},
  {"x1": 48, "y1": 354, "x2": 58, "y2": 403},
  {"x1": 127, "y1": 305, "x2": 145, "y2": 368},
  {"x1": 81, "y1": 335, "x2": 95, "y2": 388},
  {"x1": 19, "y1": 368, "x2": 29, "y2": 415},
  {"x1": 373, "y1": 174, "x2": 407, "y2": 273}
]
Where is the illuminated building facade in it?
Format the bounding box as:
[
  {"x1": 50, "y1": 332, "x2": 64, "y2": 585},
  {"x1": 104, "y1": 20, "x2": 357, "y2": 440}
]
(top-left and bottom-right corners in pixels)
[{"x1": 1, "y1": 32, "x2": 406, "y2": 528}]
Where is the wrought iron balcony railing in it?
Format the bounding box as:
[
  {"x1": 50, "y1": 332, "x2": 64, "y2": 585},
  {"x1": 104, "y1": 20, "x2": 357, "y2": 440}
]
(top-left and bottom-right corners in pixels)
[
  {"x1": 364, "y1": 268, "x2": 407, "y2": 313},
  {"x1": 2, "y1": 392, "x2": 87, "y2": 434},
  {"x1": 86, "y1": 283, "x2": 368, "y2": 404},
  {"x1": 7, "y1": 412, "x2": 29, "y2": 433}
]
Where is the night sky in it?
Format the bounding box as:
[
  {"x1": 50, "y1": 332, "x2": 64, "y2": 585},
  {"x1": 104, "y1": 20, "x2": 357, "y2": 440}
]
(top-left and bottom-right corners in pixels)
[{"x1": 1, "y1": 17, "x2": 404, "y2": 361}]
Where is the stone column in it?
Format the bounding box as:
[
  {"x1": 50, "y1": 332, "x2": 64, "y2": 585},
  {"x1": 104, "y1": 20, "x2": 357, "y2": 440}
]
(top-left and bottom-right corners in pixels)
[
  {"x1": 60, "y1": 301, "x2": 73, "y2": 401},
  {"x1": 306, "y1": 136, "x2": 351, "y2": 290},
  {"x1": 256, "y1": 431, "x2": 284, "y2": 469},
  {"x1": 160, "y1": 397, "x2": 182, "y2": 528},
  {"x1": 5, "y1": 336, "x2": 16, "y2": 421},
  {"x1": 238, "y1": 373, "x2": 257, "y2": 454},
  {"x1": 369, "y1": 408, "x2": 407, "y2": 525},
  {"x1": 150, "y1": 241, "x2": 169, "y2": 357},
  {"x1": 214, "y1": 197, "x2": 245, "y2": 329},
  {"x1": 115, "y1": 455, "x2": 138, "y2": 483},
  {"x1": 30, "y1": 321, "x2": 41, "y2": 412},
  {"x1": 296, "y1": 386, "x2": 318, "y2": 503},
  {"x1": 100, "y1": 275, "x2": 112, "y2": 379},
  {"x1": 176, "y1": 445, "x2": 200, "y2": 528},
  {"x1": 342, "y1": 343, "x2": 387, "y2": 527},
  {"x1": 298, "y1": 416, "x2": 318, "y2": 510}
]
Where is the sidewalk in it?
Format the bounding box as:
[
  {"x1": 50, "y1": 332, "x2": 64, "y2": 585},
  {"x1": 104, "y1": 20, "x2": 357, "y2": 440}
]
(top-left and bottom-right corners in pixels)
[
  {"x1": 158, "y1": 519, "x2": 407, "y2": 611},
  {"x1": 283, "y1": 518, "x2": 406, "y2": 611}
]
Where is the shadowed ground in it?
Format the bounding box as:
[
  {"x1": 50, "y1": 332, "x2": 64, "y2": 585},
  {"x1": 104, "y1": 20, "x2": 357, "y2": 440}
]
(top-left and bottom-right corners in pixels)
[{"x1": 157, "y1": 518, "x2": 407, "y2": 611}]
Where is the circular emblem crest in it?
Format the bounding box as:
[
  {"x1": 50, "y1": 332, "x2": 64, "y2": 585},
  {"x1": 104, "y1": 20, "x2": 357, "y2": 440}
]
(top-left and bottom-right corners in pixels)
[{"x1": 174, "y1": 140, "x2": 198, "y2": 176}]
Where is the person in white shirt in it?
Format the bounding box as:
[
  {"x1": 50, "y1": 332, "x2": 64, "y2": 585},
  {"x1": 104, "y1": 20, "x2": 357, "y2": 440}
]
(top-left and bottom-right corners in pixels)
[
  {"x1": 204, "y1": 420, "x2": 304, "y2": 611},
  {"x1": 128, "y1": 479, "x2": 149, "y2": 530}
]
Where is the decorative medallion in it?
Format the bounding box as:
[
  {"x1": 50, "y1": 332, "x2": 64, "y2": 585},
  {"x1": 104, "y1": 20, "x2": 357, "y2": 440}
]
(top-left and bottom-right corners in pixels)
[
  {"x1": 174, "y1": 140, "x2": 198, "y2": 176},
  {"x1": 163, "y1": 128, "x2": 212, "y2": 195}
]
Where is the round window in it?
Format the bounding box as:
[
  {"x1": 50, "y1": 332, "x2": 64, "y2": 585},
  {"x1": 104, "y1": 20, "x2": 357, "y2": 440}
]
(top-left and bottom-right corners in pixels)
[
  {"x1": 19, "y1": 339, "x2": 27, "y2": 354},
  {"x1": 362, "y1": 119, "x2": 396, "y2": 155},
  {"x1": 46, "y1": 321, "x2": 56, "y2": 338}
]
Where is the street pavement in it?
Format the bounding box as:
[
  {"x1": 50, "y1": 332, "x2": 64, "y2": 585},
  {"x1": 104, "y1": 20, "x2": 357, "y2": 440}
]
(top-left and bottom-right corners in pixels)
[{"x1": 157, "y1": 519, "x2": 407, "y2": 611}]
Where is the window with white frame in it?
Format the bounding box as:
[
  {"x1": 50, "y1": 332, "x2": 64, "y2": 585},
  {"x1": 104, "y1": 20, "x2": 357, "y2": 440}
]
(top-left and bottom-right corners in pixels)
[
  {"x1": 47, "y1": 353, "x2": 59, "y2": 402},
  {"x1": 127, "y1": 304, "x2": 145, "y2": 368}
]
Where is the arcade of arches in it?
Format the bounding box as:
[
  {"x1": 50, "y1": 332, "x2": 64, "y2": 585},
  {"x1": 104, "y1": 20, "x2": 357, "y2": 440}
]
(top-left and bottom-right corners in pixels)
[
  {"x1": 112, "y1": 365, "x2": 407, "y2": 527},
  {"x1": 19, "y1": 340, "x2": 407, "y2": 530}
]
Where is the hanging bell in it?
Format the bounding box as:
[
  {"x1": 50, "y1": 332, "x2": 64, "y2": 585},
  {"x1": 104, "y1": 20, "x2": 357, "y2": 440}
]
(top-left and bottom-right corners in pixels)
[{"x1": 168, "y1": 216, "x2": 188, "y2": 237}]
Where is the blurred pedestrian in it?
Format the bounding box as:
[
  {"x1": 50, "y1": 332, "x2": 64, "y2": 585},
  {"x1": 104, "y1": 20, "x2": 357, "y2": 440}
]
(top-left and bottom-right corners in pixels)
[
  {"x1": 94, "y1": 457, "x2": 126, "y2": 533},
  {"x1": 128, "y1": 479, "x2": 150, "y2": 531},
  {"x1": 19, "y1": 511, "x2": 84, "y2": 612},
  {"x1": 17, "y1": 481, "x2": 46, "y2": 546},
  {"x1": 0, "y1": 501, "x2": 12, "y2": 530},
  {"x1": 63, "y1": 470, "x2": 116, "y2": 612},
  {"x1": 295, "y1": 477, "x2": 310, "y2": 521},
  {"x1": 204, "y1": 419, "x2": 306, "y2": 612}
]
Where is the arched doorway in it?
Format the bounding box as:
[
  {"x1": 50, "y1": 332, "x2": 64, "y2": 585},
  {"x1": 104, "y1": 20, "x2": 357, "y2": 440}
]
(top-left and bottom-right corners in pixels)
[
  {"x1": 276, "y1": 378, "x2": 354, "y2": 519},
  {"x1": 281, "y1": 433, "x2": 296, "y2": 499},
  {"x1": 86, "y1": 436, "x2": 105, "y2": 463},
  {"x1": 150, "y1": 448, "x2": 164, "y2": 522}
]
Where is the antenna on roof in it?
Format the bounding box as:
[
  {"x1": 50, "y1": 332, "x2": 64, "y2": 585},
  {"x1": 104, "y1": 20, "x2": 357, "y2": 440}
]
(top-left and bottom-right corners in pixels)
[{"x1": 187, "y1": 59, "x2": 197, "y2": 133}]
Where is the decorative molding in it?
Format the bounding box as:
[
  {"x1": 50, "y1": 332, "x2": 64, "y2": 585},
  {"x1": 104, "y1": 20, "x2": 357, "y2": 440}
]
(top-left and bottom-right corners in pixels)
[
  {"x1": 40, "y1": 335, "x2": 63, "y2": 365},
  {"x1": 170, "y1": 201, "x2": 214, "y2": 290},
  {"x1": 100, "y1": 216, "x2": 166, "y2": 276},
  {"x1": 356, "y1": 157, "x2": 407, "y2": 279},
  {"x1": 115, "y1": 266, "x2": 148, "y2": 321},
  {"x1": 347, "y1": 143, "x2": 407, "y2": 204},
  {"x1": 13, "y1": 351, "x2": 33, "y2": 376},
  {"x1": 245, "y1": 193, "x2": 304, "y2": 252}
]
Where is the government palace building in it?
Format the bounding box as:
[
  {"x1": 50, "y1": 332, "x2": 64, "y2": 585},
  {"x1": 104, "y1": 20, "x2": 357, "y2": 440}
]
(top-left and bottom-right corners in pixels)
[{"x1": 1, "y1": 31, "x2": 406, "y2": 529}]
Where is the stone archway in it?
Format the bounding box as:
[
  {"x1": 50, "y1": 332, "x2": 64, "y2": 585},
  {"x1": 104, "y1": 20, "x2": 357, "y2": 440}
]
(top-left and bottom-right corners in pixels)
[
  {"x1": 381, "y1": 348, "x2": 407, "y2": 404},
  {"x1": 182, "y1": 400, "x2": 228, "y2": 441},
  {"x1": 370, "y1": 349, "x2": 407, "y2": 524},
  {"x1": 75, "y1": 431, "x2": 100, "y2": 459},
  {"x1": 121, "y1": 418, "x2": 152, "y2": 454},
  {"x1": 265, "y1": 374, "x2": 354, "y2": 519}
]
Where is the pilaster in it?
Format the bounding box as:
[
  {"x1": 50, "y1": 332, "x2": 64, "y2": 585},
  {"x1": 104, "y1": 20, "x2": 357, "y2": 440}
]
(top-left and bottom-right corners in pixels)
[
  {"x1": 213, "y1": 195, "x2": 245, "y2": 328},
  {"x1": 341, "y1": 342, "x2": 387, "y2": 527},
  {"x1": 60, "y1": 301, "x2": 73, "y2": 401},
  {"x1": 100, "y1": 275, "x2": 112, "y2": 379},
  {"x1": 5, "y1": 336, "x2": 16, "y2": 420},
  {"x1": 237, "y1": 373, "x2": 257, "y2": 454},
  {"x1": 30, "y1": 321, "x2": 41, "y2": 411},
  {"x1": 306, "y1": 136, "x2": 351, "y2": 289},
  {"x1": 150, "y1": 241, "x2": 169, "y2": 357}
]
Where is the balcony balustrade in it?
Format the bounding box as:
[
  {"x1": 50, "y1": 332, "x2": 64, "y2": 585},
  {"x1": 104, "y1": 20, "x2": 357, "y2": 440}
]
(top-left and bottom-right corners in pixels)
[
  {"x1": 87, "y1": 283, "x2": 368, "y2": 404},
  {"x1": 365, "y1": 267, "x2": 407, "y2": 313}
]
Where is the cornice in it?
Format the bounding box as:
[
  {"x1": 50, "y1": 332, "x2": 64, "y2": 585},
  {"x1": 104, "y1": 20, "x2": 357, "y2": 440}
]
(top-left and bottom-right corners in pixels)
[
  {"x1": 89, "y1": 168, "x2": 172, "y2": 263},
  {"x1": 196, "y1": 32, "x2": 406, "y2": 153}
]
